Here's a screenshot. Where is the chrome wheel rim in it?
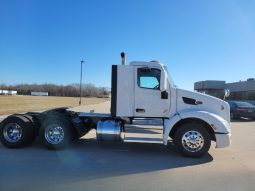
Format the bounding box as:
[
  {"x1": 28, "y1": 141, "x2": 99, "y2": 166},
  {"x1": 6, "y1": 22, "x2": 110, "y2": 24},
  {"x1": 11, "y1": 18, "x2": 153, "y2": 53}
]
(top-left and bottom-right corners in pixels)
[
  {"x1": 45, "y1": 124, "x2": 64, "y2": 144},
  {"x1": 182, "y1": 130, "x2": 204, "y2": 152},
  {"x1": 3, "y1": 123, "x2": 22, "y2": 143}
]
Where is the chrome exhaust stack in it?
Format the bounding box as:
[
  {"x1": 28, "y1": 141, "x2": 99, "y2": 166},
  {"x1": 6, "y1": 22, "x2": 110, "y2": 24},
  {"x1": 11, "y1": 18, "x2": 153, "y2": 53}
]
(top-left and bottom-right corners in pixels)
[{"x1": 121, "y1": 52, "x2": 126, "y2": 65}]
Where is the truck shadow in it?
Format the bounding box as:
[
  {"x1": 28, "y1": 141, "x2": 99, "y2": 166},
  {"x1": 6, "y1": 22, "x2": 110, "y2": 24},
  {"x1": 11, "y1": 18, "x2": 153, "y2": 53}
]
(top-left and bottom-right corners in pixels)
[{"x1": 0, "y1": 138, "x2": 213, "y2": 190}]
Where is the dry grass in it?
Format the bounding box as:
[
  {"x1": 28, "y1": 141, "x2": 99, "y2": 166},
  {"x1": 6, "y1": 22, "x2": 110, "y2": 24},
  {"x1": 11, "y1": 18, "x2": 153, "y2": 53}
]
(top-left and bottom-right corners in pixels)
[{"x1": 0, "y1": 95, "x2": 109, "y2": 115}]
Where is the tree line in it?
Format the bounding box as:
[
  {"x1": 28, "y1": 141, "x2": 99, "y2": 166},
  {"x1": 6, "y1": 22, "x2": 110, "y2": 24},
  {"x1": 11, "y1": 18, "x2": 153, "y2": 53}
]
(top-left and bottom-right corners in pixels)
[{"x1": 0, "y1": 83, "x2": 110, "y2": 98}]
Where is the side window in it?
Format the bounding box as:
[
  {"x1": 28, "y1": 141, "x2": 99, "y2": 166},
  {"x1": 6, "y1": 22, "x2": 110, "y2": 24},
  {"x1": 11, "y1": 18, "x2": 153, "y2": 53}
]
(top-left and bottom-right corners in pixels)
[{"x1": 137, "y1": 68, "x2": 161, "y2": 90}]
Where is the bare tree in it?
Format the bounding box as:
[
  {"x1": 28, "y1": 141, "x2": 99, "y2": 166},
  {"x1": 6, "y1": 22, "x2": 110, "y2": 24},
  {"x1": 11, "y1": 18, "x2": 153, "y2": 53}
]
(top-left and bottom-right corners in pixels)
[{"x1": 0, "y1": 83, "x2": 110, "y2": 98}]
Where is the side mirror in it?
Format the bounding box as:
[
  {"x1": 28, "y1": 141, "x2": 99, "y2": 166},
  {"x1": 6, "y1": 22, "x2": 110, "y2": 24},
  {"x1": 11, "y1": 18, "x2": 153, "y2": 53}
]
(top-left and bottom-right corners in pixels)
[
  {"x1": 161, "y1": 90, "x2": 168, "y2": 99},
  {"x1": 160, "y1": 69, "x2": 168, "y2": 91},
  {"x1": 223, "y1": 89, "x2": 230, "y2": 100}
]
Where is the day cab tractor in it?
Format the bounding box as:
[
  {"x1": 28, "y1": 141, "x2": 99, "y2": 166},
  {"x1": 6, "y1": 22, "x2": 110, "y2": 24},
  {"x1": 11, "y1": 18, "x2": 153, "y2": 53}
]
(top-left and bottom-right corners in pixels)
[{"x1": 0, "y1": 53, "x2": 231, "y2": 157}]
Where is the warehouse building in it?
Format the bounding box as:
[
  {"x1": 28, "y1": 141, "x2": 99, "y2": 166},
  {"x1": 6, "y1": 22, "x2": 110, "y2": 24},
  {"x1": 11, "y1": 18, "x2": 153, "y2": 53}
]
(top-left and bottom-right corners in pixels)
[
  {"x1": 31, "y1": 92, "x2": 49, "y2": 96},
  {"x1": 0, "y1": 90, "x2": 17, "y2": 95},
  {"x1": 194, "y1": 78, "x2": 255, "y2": 101}
]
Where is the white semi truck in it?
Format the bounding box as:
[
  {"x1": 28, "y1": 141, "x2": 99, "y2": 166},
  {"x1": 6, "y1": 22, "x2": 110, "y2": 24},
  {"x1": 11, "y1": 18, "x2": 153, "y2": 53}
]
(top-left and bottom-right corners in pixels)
[{"x1": 0, "y1": 53, "x2": 231, "y2": 157}]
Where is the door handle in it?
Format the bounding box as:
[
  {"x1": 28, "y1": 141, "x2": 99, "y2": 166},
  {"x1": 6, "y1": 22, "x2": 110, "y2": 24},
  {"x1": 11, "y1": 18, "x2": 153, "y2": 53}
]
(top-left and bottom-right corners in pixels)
[{"x1": 136, "y1": 108, "x2": 145, "y2": 113}]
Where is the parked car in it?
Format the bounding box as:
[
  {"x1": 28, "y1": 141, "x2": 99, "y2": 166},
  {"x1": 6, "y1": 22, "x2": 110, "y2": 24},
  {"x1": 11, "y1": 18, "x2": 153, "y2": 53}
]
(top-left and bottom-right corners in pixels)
[{"x1": 227, "y1": 101, "x2": 255, "y2": 120}]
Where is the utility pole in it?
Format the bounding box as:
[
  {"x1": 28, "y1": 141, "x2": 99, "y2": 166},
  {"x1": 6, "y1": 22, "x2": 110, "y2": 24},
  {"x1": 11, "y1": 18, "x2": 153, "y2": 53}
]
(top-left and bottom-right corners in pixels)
[{"x1": 79, "y1": 60, "x2": 84, "y2": 105}]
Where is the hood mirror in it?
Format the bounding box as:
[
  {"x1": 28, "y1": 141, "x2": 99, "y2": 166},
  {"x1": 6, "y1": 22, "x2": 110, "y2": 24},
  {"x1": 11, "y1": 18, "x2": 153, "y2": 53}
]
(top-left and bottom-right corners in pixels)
[{"x1": 223, "y1": 89, "x2": 230, "y2": 100}]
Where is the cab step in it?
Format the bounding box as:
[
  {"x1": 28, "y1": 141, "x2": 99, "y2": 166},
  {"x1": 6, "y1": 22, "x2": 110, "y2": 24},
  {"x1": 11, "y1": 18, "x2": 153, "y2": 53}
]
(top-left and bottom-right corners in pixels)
[
  {"x1": 132, "y1": 119, "x2": 163, "y2": 126},
  {"x1": 123, "y1": 137, "x2": 163, "y2": 144}
]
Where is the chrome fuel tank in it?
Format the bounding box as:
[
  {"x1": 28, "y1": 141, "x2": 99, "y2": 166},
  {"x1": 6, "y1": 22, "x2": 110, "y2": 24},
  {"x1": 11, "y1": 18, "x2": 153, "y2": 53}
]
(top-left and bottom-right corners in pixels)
[{"x1": 96, "y1": 120, "x2": 122, "y2": 141}]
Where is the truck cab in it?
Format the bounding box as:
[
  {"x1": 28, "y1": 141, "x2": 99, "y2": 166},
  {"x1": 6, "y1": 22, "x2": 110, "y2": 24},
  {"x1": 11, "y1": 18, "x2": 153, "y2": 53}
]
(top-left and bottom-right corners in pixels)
[{"x1": 110, "y1": 57, "x2": 231, "y2": 156}]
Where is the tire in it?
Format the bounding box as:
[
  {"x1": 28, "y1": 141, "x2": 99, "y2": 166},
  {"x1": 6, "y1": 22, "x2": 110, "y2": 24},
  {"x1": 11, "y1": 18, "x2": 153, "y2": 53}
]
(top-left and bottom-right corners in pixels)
[
  {"x1": 39, "y1": 116, "x2": 73, "y2": 150},
  {"x1": 174, "y1": 122, "x2": 211, "y2": 157},
  {"x1": 233, "y1": 114, "x2": 240, "y2": 120},
  {"x1": 22, "y1": 114, "x2": 39, "y2": 143},
  {"x1": 230, "y1": 112, "x2": 234, "y2": 120},
  {"x1": 0, "y1": 115, "x2": 35, "y2": 148}
]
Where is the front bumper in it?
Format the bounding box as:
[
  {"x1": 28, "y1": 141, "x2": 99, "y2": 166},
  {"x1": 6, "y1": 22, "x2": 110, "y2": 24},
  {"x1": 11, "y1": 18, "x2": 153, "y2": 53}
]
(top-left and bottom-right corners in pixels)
[{"x1": 215, "y1": 133, "x2": 231, "y2": 148}]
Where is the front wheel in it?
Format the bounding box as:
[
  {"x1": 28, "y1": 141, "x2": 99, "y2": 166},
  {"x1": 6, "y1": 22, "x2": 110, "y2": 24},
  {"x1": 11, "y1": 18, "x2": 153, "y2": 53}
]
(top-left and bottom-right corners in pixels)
[{"x1": 174, "y1": 123, "x2": 211, "y2": 157}]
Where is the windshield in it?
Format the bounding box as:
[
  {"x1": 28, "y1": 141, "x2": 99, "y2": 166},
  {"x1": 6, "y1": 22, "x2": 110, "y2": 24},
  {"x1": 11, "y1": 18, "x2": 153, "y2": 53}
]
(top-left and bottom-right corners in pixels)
[{"x1": 163, "y1": 65, "x2": 176, "y2": 87}]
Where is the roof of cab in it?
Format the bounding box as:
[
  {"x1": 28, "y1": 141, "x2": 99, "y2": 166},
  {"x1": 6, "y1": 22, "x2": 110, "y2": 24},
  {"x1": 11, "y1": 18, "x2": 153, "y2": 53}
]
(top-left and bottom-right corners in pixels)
[{"x1": 129, "y1": 61, "x2": 165, "y2": 67}]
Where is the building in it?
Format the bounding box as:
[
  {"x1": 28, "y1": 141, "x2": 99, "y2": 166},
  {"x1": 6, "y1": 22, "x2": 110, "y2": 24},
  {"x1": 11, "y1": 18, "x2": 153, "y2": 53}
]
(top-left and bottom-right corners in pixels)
[
  {"x1": 0, "y1": 90, "x2": 17, "y2": 95},
  {"x1": 194, "y1": 80, "x2": 226, "y2": 98},
  {"x1": 31, "y1": 92, "x2": 49, "y2": 96},
  {"x1": 194, "y1": 78, "x2": 255, "y2": 101}
]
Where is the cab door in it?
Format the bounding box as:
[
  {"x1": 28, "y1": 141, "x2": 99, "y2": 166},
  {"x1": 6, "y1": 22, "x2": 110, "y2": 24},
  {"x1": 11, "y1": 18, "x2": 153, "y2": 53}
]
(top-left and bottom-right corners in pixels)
[{"x1": 134, "y1": 66, "x2": 170, "y2": 117}]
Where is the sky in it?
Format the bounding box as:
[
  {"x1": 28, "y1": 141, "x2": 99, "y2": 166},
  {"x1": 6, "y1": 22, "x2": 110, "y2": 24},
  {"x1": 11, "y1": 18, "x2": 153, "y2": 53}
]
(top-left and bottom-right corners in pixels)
[{"x1": 0, "y1": 0, "x2": 255, "y2": 90}]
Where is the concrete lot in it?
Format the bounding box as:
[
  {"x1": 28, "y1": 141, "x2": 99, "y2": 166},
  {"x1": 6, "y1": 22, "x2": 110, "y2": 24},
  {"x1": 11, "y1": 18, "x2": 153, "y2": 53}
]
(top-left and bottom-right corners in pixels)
[{"x1": 0, "y1": 103, "x2": 255, "y2": 191}]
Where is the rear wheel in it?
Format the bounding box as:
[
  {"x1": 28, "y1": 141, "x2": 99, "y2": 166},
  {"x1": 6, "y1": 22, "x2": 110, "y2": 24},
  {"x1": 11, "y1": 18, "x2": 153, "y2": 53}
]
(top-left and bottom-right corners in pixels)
[
  {"x1": 0, "y1": 115, "x2": 35, "y2": 148},
  {"x1": 40, "y1": 116, "x2": 73, "y2": 150},
  {"x1": 174, "y1": 123, "x2": 211, "y2": 157}
]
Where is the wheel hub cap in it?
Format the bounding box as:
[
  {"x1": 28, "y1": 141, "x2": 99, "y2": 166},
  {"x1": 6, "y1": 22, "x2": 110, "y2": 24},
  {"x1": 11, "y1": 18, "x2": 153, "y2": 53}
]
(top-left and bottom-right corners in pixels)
[
  {"x1": 45, "y1": 125, "x2": 64, "y2": 144},
  {"x1": 182, "y1": 130, "x2": 204, "y2": 152},
  {"x1": 3, "y1": 123, "x2": 22, "y2": 143}
]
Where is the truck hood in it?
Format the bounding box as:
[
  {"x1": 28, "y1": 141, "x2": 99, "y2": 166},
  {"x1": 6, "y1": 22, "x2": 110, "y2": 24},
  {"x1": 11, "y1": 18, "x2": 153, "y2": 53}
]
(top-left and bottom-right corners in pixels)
[{"x1": 176, "y1": 88, "x2": 230, "y2": 123}]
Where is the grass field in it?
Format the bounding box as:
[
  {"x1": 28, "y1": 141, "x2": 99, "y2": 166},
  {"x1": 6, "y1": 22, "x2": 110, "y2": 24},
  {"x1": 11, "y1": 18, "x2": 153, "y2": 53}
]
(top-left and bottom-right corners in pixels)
[{"x1": 0, "y1": 95, "x2": 109, "y2": 115}]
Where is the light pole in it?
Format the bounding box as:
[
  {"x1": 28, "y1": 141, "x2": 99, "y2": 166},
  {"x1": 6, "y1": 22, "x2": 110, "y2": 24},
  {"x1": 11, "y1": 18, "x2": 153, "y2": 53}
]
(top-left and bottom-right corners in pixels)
[{"x1": 79, "y1": 60, "x2": 84, "y2": 105}]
